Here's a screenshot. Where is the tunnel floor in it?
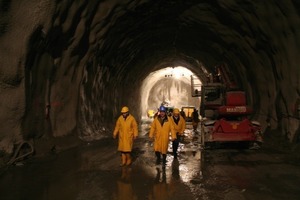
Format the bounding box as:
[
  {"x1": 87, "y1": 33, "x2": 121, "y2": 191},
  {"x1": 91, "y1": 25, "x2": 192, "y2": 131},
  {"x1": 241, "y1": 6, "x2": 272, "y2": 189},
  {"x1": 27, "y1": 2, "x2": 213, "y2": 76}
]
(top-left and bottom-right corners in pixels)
[{"x1": 0, "y1": 123, "x2": 300, "y2": 200}]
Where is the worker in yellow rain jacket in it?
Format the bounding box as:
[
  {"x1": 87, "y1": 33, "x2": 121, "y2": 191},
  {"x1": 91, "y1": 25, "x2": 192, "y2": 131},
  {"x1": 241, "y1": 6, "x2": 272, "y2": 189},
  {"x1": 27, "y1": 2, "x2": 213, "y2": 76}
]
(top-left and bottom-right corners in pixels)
[
  {"x1": 169, "y1": 108, "x2": 186, "y2": 159},
  {"x1": 113, "y1": 106, "x2": 138, "y2": 166},
  {"x1": 149, "y1": 106, "x2": 176, "y2": 165}
]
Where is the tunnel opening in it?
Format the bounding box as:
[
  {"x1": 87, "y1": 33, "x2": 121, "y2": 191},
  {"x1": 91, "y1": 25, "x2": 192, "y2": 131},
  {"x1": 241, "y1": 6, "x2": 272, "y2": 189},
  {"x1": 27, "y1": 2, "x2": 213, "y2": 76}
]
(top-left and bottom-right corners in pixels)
[{"x1": 140, "y1": 66, "x2": 201, "y2": 121}]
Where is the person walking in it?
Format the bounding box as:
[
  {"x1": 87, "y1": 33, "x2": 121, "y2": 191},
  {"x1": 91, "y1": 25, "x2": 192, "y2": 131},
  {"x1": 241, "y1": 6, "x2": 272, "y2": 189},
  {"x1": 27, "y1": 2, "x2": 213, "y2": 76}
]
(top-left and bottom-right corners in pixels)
[
  {"x1": 170, "y1": 108, "x2": 186, "y2": 159},
  {"x1": 113, "y1": 106, "x2": 138, "y2": 166},
  {"x1": 149, "y1": 106, "x2": 176, "y2": 165},
  {"x1": 180, "y1": 108, "x2": 186, "y2": 120},
  {"x1": 192, "y1": 108, "x2": 200, "y2": 131}
]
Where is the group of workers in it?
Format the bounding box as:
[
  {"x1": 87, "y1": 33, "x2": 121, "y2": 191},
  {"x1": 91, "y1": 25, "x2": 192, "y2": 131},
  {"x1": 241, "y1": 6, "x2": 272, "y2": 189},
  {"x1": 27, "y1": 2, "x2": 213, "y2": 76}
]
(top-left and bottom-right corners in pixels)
[{"x1": 113, "y1": 105, "x2": 190, "y2": 166}]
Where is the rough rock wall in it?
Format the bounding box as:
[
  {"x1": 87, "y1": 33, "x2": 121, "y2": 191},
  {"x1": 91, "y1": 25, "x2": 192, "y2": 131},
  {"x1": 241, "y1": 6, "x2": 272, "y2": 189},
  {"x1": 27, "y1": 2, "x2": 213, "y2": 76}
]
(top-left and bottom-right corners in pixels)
[
  {"x1": 0, "y1": 0, "x2": 300, "y2": 154},
  {"x1": 0, "y1": 0, "x2": 139, "y2": 152},
  {"x1": 0, "y1": 0, "x2": 54, "y2": 153},
  {"x1": 236, "y1": 1, "x2": 300, "y2": 141}
]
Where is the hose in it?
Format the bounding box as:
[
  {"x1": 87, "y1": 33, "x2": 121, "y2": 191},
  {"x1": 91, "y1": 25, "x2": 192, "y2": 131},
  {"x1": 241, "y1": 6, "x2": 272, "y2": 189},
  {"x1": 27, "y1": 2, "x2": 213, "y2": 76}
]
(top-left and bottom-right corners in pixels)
[{"x1": 7, "y1": 141, "x2": 34, "y2": 165}]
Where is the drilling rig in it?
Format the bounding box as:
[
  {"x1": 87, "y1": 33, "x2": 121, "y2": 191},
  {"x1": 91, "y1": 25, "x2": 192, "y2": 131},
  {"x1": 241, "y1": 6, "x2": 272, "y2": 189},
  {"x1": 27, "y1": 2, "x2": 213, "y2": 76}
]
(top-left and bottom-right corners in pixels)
[{"x1": 191, "y1": 64, "x2": 263, "y2": 149}]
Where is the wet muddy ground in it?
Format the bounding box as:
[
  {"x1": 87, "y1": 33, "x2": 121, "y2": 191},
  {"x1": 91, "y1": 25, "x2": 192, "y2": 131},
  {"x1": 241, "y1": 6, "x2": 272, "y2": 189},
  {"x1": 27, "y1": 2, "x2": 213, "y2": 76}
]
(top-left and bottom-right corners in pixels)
[{"x1": 0, "y1": 122, "x2": 300, "y2": 200}]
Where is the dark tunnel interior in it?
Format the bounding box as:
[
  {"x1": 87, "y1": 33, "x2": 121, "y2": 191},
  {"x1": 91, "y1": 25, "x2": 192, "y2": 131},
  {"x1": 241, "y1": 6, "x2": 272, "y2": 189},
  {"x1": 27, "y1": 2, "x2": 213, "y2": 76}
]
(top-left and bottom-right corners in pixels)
[{"x1": 0, "y1": 0, "x2": 300, "y2": 157}]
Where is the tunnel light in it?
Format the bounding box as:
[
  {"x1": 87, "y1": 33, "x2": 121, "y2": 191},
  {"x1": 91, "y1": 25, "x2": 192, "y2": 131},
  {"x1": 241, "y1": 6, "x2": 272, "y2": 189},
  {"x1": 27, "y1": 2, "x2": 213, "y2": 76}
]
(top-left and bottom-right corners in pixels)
[
  {"x1": 164, "y1": 66, "x2": 192, "y2": 79},
  {"x1": 171, "y1": 66, "x2": 191, "y2": 79},
  {"x1": 173, "y1": 67, "x2": 184, "y2": 79}
]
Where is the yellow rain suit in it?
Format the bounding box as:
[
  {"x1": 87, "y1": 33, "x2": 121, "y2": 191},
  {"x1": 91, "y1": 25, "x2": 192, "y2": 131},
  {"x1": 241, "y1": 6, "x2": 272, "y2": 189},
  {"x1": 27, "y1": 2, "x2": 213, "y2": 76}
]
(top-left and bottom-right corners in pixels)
[
  {"x1": 170, "y1": 116, "x2": 186, "y2": 136},
  {"x1": 113, "y1": 114, "x2": 138, "y2": 152},
  {"x1": 149, "y1": 116, "x2": 176, "y2": 154}
]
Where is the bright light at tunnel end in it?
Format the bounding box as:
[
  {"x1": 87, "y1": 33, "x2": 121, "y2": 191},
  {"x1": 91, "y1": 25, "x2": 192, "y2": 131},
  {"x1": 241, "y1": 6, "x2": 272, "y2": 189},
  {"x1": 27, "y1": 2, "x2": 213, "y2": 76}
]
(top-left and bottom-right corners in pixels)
[
  {"x1": 140, "y1": 66, "x2": 200, "y2": 120},
  {"x1": 173, "y1": 66, "x2": 192, "y2": 79}
]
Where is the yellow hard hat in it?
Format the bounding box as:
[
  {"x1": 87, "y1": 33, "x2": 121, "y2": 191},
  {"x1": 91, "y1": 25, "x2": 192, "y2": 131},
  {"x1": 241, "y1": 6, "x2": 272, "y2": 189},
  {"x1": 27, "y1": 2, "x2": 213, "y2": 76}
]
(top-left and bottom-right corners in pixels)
[
  {"x1": 173, "y1": 108, "x2": 180, "y2": 114},
  {"x1": 121, "y1": 106, "x2": 129, "y2": 113}
]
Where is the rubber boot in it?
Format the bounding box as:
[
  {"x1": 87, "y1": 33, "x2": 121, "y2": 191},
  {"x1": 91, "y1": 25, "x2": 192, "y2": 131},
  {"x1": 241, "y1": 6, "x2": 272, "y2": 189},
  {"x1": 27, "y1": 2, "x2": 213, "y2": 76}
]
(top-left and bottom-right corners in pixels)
[
  {"x1": 155, "y1": 151, "x2": 161, "y2": 165},
  {"x1": 162, "y1": 154, "x2": 167, "y2": 165},
  {"x1": 126, "y1": 153, "x2": 132, "y2": 166},
  {"x1": 120, "y1": 153, "x2": 126, "y2": 166}
]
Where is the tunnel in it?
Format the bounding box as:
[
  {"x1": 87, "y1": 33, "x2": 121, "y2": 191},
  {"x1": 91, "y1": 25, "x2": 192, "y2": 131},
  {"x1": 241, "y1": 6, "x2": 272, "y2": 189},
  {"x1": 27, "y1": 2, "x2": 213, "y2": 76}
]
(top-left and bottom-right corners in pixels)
[{"x1": 0, "y1": 0, "x2": 300, "y2": 163}]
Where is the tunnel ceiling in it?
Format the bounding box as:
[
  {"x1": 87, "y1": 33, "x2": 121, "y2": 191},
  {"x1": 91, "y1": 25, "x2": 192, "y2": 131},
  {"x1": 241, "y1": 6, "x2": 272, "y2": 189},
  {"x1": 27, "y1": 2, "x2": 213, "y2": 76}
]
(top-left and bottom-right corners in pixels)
[
  {"x1": 99, "y1": 0, "x2": 241, "y2": 75},
  {"x1": 97, "y1": 0, "x2": 296, "y2": 77},
  {"x1": 0, "y1": 0, "x2": 300, "y2": 153}
]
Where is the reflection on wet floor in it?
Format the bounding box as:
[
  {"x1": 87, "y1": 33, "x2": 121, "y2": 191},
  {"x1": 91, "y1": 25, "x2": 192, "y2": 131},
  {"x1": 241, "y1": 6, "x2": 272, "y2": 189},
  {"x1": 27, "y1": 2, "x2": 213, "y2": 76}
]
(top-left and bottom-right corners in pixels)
[
  {"x1": 0, "y1": 122, "x2": 202, "y2": 200},
  {"x1": 1, "y1": 122, "x2": 300, "y2": 200}
]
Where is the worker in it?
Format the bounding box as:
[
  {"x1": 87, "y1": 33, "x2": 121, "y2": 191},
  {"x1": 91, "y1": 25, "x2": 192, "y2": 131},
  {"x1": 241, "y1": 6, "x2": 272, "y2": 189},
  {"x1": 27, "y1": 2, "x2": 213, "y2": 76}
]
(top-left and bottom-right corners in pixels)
[
  {"x1": 113, "y1": 106, "x2": 138, "y2": 166},
  {"x1": 192, "y1": 108, "x2": 200, "y2": 131},
  {"x1": 167, "y1": 108, "x2": 173, "y2": 117},
  {"x1": 170, "y1": 108, "x2": 186, "y2": 159},
  {"x1": 149, "y1": 105, "x2": 177, "y2": 165},
  {"x1": 180, "y1": 108, "x2": 186, "y2": 120}
]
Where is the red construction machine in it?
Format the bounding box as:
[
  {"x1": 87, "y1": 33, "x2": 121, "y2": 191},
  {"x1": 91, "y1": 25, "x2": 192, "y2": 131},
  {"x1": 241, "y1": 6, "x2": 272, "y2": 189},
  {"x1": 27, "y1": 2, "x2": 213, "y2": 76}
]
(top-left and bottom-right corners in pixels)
[{"x1": 195, "y1": 64, "x2": 262, "y2": 149}]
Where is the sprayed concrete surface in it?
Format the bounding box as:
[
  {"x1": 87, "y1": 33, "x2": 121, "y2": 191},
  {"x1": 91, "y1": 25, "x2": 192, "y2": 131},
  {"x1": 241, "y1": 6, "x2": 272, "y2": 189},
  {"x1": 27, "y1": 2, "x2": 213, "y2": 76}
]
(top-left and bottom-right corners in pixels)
[{"x1": 0, "y1": 123, "x2": 300, "y2": 200}]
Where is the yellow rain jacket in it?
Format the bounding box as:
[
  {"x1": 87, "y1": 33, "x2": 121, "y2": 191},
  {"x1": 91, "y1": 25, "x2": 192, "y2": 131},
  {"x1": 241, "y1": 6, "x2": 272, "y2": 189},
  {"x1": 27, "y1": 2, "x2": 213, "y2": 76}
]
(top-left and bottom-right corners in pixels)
[
  {"x1": 149, "y1": 116, "x2": 176, "y2": 154},
  {"x1": 170, "y1": 116, "x2": 186, "y2": 136},
  {"x1": 113, "y1": 114, "x2": 138, "y2": 152}
]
